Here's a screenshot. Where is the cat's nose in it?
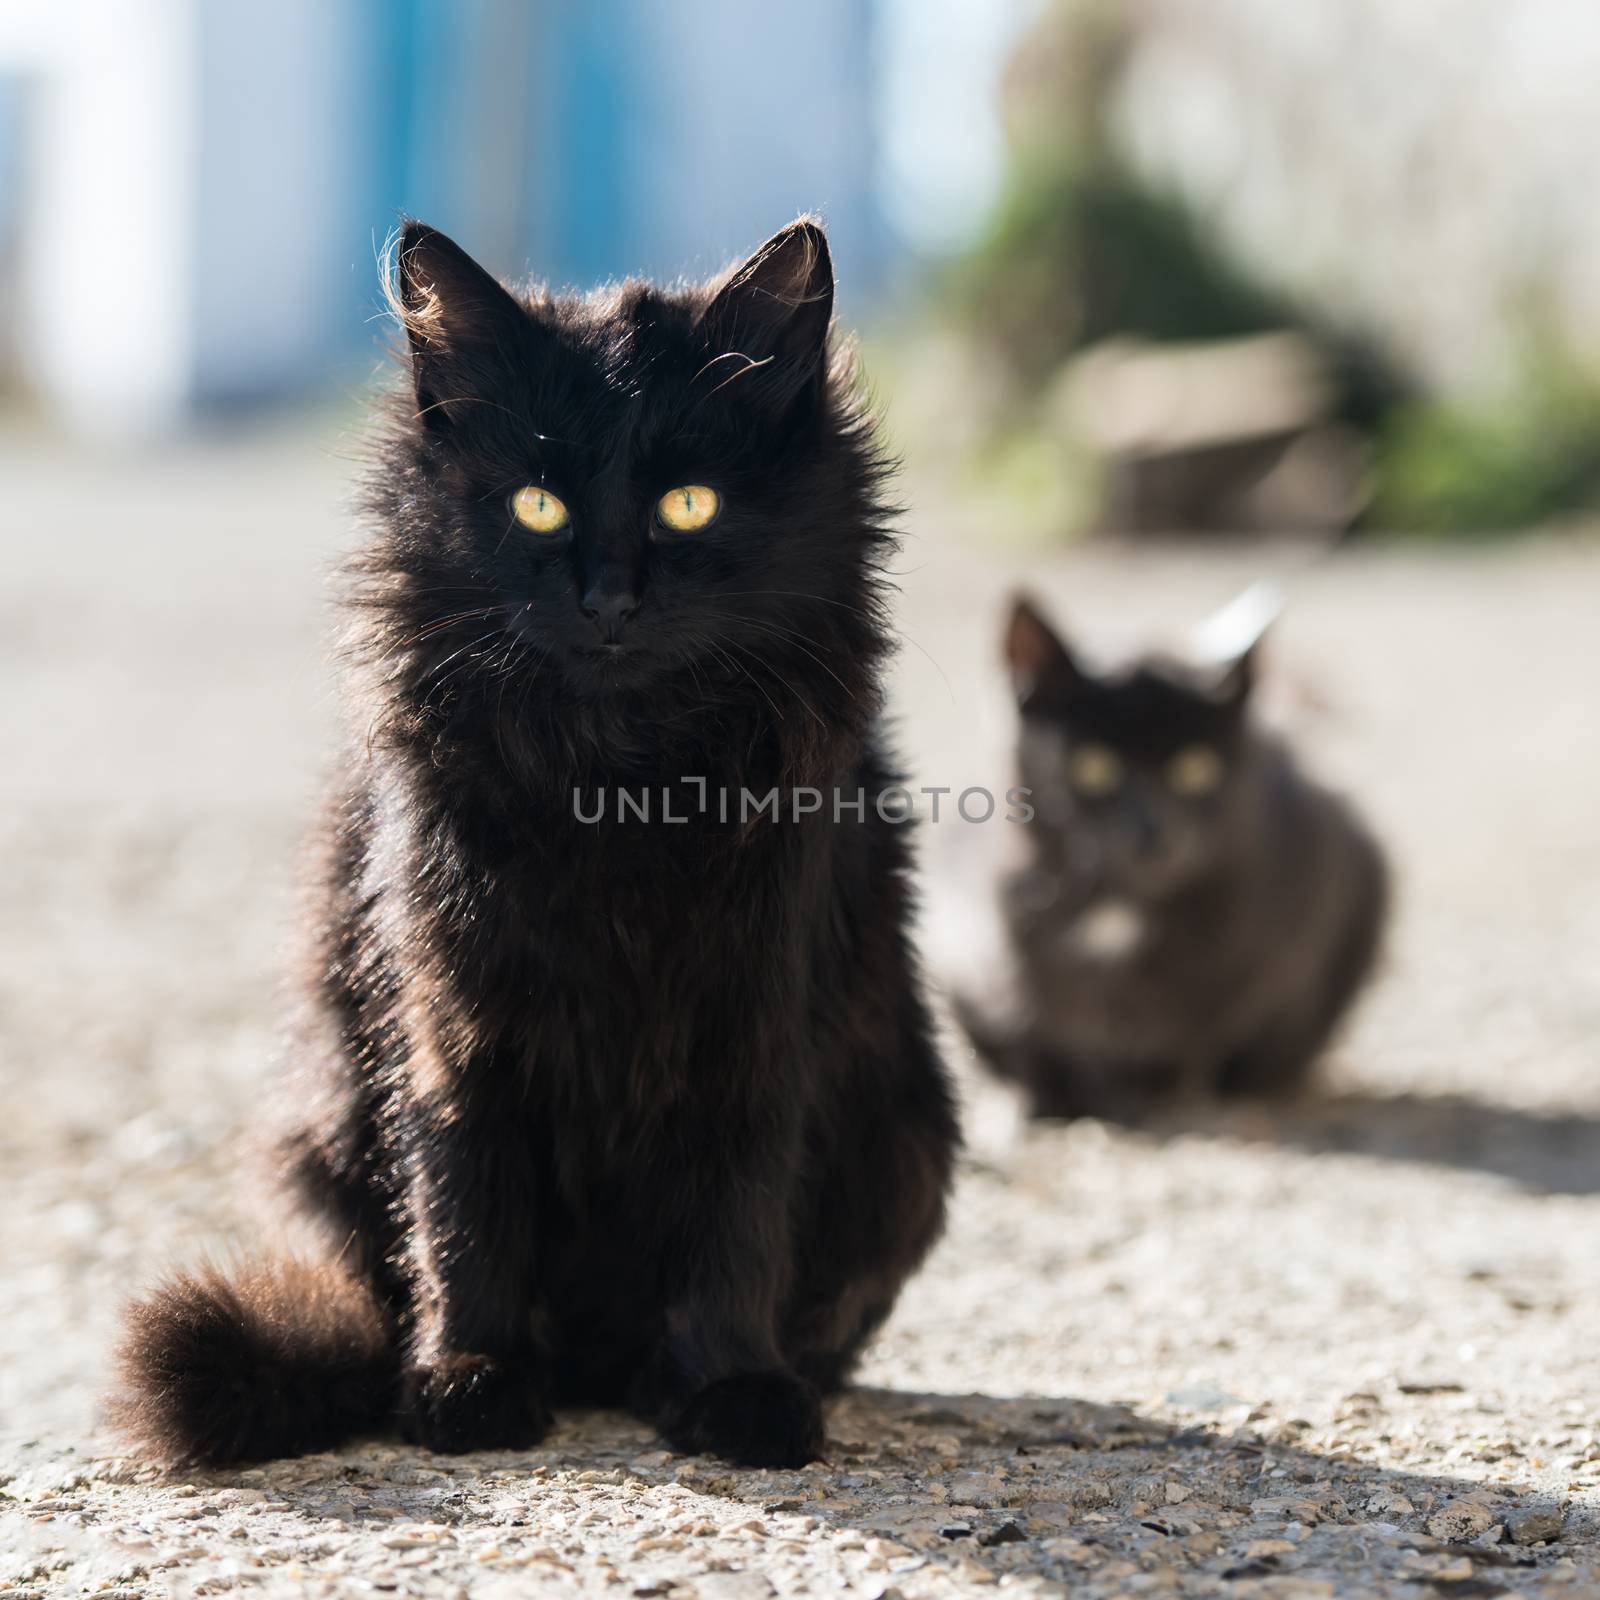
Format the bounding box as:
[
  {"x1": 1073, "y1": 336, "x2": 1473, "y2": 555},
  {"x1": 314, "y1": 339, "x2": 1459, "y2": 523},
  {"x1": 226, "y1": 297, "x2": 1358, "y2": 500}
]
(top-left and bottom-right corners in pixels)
[
  {"x1": 580, "y1": 586, "x2": 641, "y2": 643},
  {"x1": 1126, "y1": 801, "x2": 1164, "y2": 857}
]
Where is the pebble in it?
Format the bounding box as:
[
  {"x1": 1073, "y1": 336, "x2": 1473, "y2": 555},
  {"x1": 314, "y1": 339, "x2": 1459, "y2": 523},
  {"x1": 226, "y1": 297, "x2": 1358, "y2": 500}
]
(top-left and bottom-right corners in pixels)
[
  {"x1": 978, "y1": 1521, "x2": 1027, "y2": 1548},
  {"x1": 947, "y1": 1474, "x2": 1012, "y2": 1509},
  {"x1": 693, "y1": 1574, "x2": 776, "y2": 1600},
  {"x1": 1505, "y1": 1505, "x2": 1566, "y2": 1544},
  {"x1": 950, "y1": 1555, "x2": 997, "y2": 1585},
  {"x1": 1426, "y1": 1499, "x2": 1499, "y2": 1542},
  {"x1": 1250, "y1": 1495, "x2": 1326, "y2": 1524},
  {"x1": 1165, "y1": 1384, "x2": 1247, "y2": 1412},
  {"x1": 1364, "y1": 1490, "x2": 1414, "y2": 1518},
  {"x1": 1246, "y1": 1539, "x2": 1297, "y2": 1559}
]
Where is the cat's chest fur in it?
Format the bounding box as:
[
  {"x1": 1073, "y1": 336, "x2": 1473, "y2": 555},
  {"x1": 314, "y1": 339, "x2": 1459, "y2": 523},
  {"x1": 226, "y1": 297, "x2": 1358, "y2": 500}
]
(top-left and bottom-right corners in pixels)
[
  {"x1": 1057, "y1": 897, "x2": 1147, "y2": 963},
  {"x1": 1015, "y1": 884, "x2": 1225, "y2": 1057},
  {"x1": 516, "y1": 817, "x2": 797, "y2": 965},
  {"x1": 424, "y1": 782, "x2": 833, "y2": 1078}
]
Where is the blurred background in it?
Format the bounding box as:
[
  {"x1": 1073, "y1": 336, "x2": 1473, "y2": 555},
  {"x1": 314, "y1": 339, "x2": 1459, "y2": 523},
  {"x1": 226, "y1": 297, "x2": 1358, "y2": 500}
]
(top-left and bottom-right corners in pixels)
[
  {"x1": 10, "y1": 0, "x2": 1600, "y2": 530},
  {"x1": 5, "y1": 5, "x2": 1600, "y2": 1584}
]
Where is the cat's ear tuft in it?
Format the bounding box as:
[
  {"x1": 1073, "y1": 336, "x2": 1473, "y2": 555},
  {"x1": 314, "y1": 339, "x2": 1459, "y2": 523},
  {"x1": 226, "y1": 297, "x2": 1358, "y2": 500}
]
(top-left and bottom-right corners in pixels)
[
  {"x1": 1005, "y1": 595, "x2": 1084, "y2": 710},
  {"x1": 1211, "y1": 640, "x2": 1259, "y2": 707},
  {"x1": 700, "y1": 218, "x2": 834, "y2": 395},
  {"x1": 391, "y1": 220, "x2": 531, "y2": 433}
]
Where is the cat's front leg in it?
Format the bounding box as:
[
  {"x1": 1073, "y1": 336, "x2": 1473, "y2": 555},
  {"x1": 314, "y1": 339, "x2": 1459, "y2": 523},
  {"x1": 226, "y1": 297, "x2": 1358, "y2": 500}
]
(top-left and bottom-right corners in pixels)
[
  {"x1": 660, "y1": 1364, "x2": 825, "y2": 1469},
  {"x1": 396, "y1": 1092, "x2": 552, "y2": 1454},
  {"x1": 644, "y1": 1104, "x2": 825, "y2": 1468}
]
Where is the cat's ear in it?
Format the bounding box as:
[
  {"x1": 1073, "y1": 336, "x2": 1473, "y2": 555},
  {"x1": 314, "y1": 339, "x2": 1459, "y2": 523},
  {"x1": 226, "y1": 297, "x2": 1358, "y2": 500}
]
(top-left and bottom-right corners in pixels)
[
  {"x1": 1191, "y1": 580, "x2": 1277, "y2": 708},
  {"x1": 393, "y1": 220, "x2": 534, "y2": 434},
  {"x1": 698, "y1": 219, "x2": 833, "y2": 406},
  {"x1": 1211, "y1": 641, "x2": 1259, "y2": 707},
  {"x1": 1005, "y1": 595, "x2": 1087, "y2": 712}
]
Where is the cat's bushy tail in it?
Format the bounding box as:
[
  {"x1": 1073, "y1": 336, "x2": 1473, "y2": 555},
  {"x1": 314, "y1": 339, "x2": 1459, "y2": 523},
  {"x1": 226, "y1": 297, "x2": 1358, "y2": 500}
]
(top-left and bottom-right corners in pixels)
[{"x1": 112, "y1": 1257, "x2": 397, "y2": 1468}]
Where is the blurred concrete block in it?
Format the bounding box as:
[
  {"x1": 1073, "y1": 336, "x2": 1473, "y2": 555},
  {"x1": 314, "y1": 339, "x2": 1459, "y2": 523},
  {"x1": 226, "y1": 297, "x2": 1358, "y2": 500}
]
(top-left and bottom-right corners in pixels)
[{"x1": 1063, "y1": 333, "x2": 1367, "y2": 536}]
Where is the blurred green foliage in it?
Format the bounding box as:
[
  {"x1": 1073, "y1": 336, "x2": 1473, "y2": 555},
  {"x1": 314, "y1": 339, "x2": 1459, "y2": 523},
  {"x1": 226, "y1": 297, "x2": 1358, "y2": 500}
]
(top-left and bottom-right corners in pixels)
[
  {"x1": 947, "y1": 0, "x2": 1600, "y2": 537},
  {"x1": 950, "y1": 156, "x2": 1285, "y2": 398},
  {"x1": 949, "y1": 154, "x2": 1405, "y2": 439},
  {"x1": 1371, "y1": 352, "x2": 1600, "y2": 533}
]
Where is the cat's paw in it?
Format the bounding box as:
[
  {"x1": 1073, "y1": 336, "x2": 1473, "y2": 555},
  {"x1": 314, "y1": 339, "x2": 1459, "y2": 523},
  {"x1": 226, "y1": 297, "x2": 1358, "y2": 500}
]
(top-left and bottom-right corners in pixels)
[
  {"x1": 399, "y1": 1354, "x2": 551, "y2": 1454},
  {"x1": 664, "y1": 1369, "x2": 826, "y2": 1468}
]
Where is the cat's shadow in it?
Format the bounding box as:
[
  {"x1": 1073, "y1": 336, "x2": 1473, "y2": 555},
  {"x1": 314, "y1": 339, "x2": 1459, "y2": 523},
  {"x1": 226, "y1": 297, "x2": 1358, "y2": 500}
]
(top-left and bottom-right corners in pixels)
[
  {"x1": 228, "y1": 1386, "x2": 1572, "y2": 1588},
  {"x1": 1092, "y1": 1087, "x2": 1600, "y2": 1197}
]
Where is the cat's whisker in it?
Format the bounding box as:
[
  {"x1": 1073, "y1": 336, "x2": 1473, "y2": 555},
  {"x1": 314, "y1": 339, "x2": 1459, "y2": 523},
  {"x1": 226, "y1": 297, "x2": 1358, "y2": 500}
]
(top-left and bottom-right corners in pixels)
[
  {"x1": 411, "y1": 394, "x2": 521, "y2": 426},
  {"x1": 492, "y1": 510, "x2": 521, "y2": 558},
  {"x1": 398, "y1": 584, "x2": 501, "y2": 599},
  {"x1": 490, "y1": 633, "x2": 534, "y2": 771},
  {"x1": 704, "y1": 609, "x2": 857, "y2": 701},
  {"x1": 704, "y1": 628, "x2": 827, "y2": 730},
  {"x1": 385, "y1": 605, "x2": 516, "y2": 659},
  {"x1": 505, "y1": 647, "x2": 553, "y2": 754},
  {"x1": 706, "y1": 608, "x2": 834, "y2": 647},
  {"x1": 705, "y1": 357, "x2": 775, "y2": 399},
  {"x1": 714, "y1": 588, "x2": 954, "y2": 704},
  {"x1": 700, "y1": 636, "x2": 786, "y2": 727},
  {"x1": 690, "y1": 349, "x2": 766, "y2": 387},
  {"x1": 421, "y1": 624, "x2": 513, "y2": 694},
  {"x1": 412, "y1": 604, "x2": 515, "y2": 640},
  {"x1": 712, "y1": 587, "x2": 884, "y2": 623}
]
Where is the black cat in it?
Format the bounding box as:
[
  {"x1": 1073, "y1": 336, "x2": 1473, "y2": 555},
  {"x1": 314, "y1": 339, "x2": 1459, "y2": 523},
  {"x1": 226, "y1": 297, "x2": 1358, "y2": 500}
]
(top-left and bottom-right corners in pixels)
[
  {"x1": 953, "y1": 594, "x2": 1387, "y2": 1120},
  {"x1": 115, "y1": 219, "x2": 957, "y2": 1470}
]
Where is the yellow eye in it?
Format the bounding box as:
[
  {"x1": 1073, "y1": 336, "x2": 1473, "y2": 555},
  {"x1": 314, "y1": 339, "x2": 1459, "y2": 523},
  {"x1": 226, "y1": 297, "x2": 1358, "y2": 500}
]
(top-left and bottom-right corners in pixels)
[
  {"x1": 1168, "y1": 744, "x2": 1225, "y2": 796},
  {"x1": 1069, "y1": 744, "x2": 1123, "y2": 797},
  {"x1": 510, "y1": 486, "x2": 570, "y2": 534},
  {"x1": 656, "y1": 485, "x2": 720, "y2": 532}
]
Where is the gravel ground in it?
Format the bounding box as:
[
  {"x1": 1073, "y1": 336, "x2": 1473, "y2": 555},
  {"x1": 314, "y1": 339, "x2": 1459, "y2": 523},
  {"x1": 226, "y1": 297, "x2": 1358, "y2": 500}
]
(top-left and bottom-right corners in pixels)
[{"x1": 4, "y1": 424, "x2": 1600, "y2": 1598}]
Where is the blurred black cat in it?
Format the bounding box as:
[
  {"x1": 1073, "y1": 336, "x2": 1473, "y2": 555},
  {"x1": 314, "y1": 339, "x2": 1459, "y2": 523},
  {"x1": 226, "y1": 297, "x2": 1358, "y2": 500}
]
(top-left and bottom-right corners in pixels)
[
  {"x1": 953, "y1": 594, "x2": 1387, "y2": 1119},
  {"x1": 114, "y1": 218, "x2": 957, "y2": 1469}
]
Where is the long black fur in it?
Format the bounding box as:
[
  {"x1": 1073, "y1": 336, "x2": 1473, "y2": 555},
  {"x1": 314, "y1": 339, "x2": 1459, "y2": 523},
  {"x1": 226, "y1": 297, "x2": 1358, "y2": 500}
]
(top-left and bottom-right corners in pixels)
[{"x1": 115, "y1": 218, "x2": 957, "y2": 1470}]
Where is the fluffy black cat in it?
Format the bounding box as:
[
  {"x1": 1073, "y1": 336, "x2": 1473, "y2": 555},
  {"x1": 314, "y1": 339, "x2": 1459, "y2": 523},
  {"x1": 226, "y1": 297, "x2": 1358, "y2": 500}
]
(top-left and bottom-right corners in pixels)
[
  {"x1": 115, "y1": 218, "x2": 957, "y2": 1469},
  {"x1": 953, "y1": 594, "x2": 1387, "y2": 1119}
]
